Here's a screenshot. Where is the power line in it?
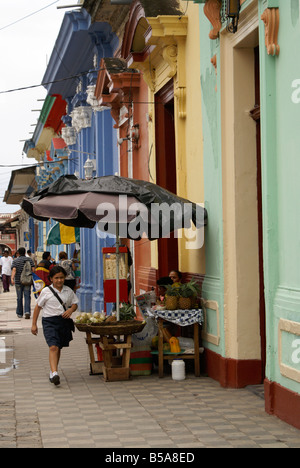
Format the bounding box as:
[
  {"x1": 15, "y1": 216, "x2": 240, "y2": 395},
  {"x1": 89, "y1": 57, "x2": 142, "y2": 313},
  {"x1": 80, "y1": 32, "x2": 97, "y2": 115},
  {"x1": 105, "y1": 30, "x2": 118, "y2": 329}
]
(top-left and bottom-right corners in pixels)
[
  {"x1": 0, "y1": 66, "x2": 137, "y2": 95},
  {"x1": 0, "y1": 1, "x2": 60, "y2": 32},
  {"x1": 0, "y1": 156, "x2": 79, "y2": 169},
  {"x1": 0, "y1": 71, "x2": 89, "y2": 95}
]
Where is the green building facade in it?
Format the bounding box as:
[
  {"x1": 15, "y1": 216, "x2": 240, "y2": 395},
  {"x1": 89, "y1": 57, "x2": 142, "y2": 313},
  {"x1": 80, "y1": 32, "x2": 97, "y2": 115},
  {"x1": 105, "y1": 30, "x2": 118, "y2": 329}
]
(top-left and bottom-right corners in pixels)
[{"x1": 193, "y1": 0, "x2": 300, "y2": 428}]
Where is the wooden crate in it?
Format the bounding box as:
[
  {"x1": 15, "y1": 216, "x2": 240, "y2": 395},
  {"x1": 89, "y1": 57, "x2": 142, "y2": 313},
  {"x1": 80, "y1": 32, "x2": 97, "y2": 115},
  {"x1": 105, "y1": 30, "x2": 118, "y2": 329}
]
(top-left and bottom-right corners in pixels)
[{"x1": 100, "y1": 335, "x2": 132, "y2": 382}]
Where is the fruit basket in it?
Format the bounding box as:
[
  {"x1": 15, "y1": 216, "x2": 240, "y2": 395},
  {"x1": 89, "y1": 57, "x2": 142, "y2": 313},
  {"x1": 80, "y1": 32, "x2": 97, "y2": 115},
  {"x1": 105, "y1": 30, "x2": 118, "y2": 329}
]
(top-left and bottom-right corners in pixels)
[{"x1": 75, "y1": 320, "x2": 146, "y2": 336}]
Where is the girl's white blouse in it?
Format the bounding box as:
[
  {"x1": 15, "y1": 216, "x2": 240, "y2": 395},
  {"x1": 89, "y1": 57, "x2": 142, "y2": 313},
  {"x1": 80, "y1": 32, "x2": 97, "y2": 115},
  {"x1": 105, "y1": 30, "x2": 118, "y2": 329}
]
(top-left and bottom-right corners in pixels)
[{"x1": 37, "y1": 285, "x2": 79, "y2": 318}]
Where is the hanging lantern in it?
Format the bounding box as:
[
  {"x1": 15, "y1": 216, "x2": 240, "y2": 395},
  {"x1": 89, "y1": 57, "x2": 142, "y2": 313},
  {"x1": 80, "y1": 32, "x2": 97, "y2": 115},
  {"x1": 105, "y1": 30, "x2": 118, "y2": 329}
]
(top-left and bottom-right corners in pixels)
[
  {"x1": 226, "y1": 0, "x2": 240, "y2": 33},
  {"x1": 84, "y1": 157, "x2": 95, "y2": 180},
  {"x1": 226, "y1": 0, "x2": 240, "y2": 16}
]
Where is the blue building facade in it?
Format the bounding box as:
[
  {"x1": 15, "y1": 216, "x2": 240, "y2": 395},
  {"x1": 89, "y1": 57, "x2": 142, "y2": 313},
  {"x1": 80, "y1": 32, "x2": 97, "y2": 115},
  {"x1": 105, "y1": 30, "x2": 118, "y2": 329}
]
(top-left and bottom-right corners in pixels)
[{"x1": 26, "y1": 9, "x2": 120, "y2": 312}]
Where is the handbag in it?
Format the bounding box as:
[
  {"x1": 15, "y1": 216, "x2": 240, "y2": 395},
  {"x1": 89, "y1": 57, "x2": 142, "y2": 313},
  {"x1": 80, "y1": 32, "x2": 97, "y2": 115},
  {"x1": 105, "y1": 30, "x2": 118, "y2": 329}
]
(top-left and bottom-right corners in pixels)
[
  {"x1": 48, "y1": 286, "x2": 67, "y2": 311},
  {"x1": 47, "y1": 287, "x2": 75, "y2": 335}
]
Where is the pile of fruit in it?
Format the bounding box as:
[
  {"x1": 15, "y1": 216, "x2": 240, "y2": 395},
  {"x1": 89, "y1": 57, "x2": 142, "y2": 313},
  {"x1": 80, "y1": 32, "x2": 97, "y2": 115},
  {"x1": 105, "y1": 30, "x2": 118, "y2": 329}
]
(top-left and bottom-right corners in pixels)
[
  {"x1": 164, "y1": 278, "x2": 201, "y2": 310},
  {"x1": 151, "y1": 336, "x2": 171, "y2": 352},
  {"x1": 119, "y1": 303, "x2": 136, "y2": 321},
  {"x1": 75, "y1": 312, "x2": 115, "y2": 325},
  {"x1": 75, "y1": 304, "x2": 137, "y2": 325},
  {"x1": 151, "y1": 327, "x2": 181, "y2": 353}
]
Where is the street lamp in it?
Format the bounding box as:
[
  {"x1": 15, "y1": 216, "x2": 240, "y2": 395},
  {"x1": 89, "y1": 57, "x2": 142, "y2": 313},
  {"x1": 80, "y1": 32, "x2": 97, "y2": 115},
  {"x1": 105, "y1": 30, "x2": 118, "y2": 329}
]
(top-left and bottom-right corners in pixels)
[
  {"x1": 225, "y1": 0, "x2": 240, "y2": 33},
  {"x1": 84, "y1": 157, "x2": 95, "y2": 180}
]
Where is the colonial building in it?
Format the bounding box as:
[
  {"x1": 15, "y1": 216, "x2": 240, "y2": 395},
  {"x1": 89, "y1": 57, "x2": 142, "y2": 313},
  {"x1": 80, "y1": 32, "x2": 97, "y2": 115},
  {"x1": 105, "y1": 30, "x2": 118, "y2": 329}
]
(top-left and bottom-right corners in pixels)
[
  {"x1": 0, "y1": 214, "x2": 19, "y2": 255},
  {"x1": 15, "y1": 0, "x2": 300, "y2": 430},
  {"x1": 33, "y1": 6, "x2": 129, "y2": 312},
  {"x1": 90, "y1": 0, "x2": 206, "y2": 294},
  {"x1": 195, "y1": 0, "x2": 300, "y2": 428},
  {"x1": 23, "y1": 95, "x2": 71, "y2": 262}
]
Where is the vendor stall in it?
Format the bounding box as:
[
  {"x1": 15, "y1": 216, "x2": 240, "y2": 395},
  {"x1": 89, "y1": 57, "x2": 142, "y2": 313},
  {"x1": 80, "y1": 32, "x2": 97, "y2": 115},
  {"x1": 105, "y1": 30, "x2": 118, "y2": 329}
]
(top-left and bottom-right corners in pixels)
[
  {"x1": 76, "y1": 320, "x2": 146, "y2": 381},
  {"x1": 151, "y1": 308, "x2": 204, "y2": 378},
  {"x1": 22, "y1": 175, "x2": 207, "y2": 382}
]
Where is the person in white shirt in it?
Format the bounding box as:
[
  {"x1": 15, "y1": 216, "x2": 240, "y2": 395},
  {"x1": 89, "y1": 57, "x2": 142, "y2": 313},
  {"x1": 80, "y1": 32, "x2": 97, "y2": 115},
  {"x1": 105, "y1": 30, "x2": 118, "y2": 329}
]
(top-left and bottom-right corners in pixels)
[
  {"x1": 31, "y1": 265, "x2": 79, "y2": 386},
  {"x1": 0, "y1": 250, "x2": 13, "y2": 292}
]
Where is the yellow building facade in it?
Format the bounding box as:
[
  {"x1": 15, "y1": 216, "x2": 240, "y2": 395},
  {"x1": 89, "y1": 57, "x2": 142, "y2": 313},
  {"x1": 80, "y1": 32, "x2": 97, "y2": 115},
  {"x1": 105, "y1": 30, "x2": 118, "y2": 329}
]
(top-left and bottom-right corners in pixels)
[{"x1": 127, "y1": 0, "x2": 205, "y2": 279}]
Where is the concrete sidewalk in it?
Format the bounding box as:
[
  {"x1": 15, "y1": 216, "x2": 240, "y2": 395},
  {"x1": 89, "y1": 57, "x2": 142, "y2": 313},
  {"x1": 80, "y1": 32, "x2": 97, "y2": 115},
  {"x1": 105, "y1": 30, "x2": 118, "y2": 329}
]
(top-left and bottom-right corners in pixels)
[{"x1": 1, "y1": 288, "x2": 300, "y2": 449}]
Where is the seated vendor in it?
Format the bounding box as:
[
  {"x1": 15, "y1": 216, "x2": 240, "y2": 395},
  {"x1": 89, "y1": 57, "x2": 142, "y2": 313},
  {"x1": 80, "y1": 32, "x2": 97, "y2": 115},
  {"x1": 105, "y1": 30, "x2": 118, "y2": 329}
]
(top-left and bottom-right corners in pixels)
[
  {"x1": 156, "y1": 276, "x2": 173, "y2": 303},
  {"x1": 169, "y1": 270, "x2": 182, "y2": 288}
]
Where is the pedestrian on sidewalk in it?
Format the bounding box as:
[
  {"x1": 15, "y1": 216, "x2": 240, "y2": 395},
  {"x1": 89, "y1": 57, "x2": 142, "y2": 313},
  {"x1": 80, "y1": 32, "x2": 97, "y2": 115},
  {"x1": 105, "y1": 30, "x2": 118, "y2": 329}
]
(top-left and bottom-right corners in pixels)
[
  {"x1": 35, "y1": 251, "x2": 56, "y2": 287},
  {"x1": 27, "y1": 249, "x2": 37, "y2": 267},
  {"x1": 0, "y1": 249, "x2": 13, "y2": 292},
  {"x1": 31, "y1": 266, "x2": 79, "y2": 386},
  {"x1": 58, "y1": 251, "x2": 76, "y2": 291},
  {"x1": 11, "y1": 247, "x2": 35, "y2": 319}
]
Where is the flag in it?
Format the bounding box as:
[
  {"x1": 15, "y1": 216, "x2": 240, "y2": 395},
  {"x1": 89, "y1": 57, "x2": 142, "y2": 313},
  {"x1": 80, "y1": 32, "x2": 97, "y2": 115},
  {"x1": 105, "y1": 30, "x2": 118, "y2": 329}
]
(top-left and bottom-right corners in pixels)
[
  {"x1": 32, "y1": 272, "x2": 46, "y2": 299},
  {"x1": 46, "y1": 223, "x2": 80, "y2": 246}
]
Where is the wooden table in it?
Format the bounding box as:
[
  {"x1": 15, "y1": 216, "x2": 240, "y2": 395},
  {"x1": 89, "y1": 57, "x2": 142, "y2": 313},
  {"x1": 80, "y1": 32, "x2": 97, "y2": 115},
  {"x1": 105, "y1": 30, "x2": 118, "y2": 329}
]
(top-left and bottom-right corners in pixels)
[
  {"x1": 85, "y1": 331, "x2": 132, "y2": 381},
  {"x1": 99, "y1": 334, "x2": 132, "y2": 382},
  {"x1": 85, "y1": 332, "x2": 103, "y2": 375},
  {"x1": 78, "y1": 321, "x2": 146, "y2": 381},
  {"x1": 158, "y1": 318, "x2": 201, "y2": 378}
]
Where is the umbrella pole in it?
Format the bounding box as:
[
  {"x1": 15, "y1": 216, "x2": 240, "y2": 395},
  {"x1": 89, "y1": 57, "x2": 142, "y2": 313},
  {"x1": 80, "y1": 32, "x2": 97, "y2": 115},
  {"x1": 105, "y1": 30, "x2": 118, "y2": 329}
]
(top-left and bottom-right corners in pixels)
[{"x1": 116, "y1": 224, "x2": 120, "y2": 321}]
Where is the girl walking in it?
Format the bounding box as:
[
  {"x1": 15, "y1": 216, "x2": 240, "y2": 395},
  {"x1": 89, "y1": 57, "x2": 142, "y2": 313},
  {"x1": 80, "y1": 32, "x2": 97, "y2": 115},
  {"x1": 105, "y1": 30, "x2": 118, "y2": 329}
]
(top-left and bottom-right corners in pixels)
[{"x1": 31, "y1": 266, "x2": 79, "y2": 386}]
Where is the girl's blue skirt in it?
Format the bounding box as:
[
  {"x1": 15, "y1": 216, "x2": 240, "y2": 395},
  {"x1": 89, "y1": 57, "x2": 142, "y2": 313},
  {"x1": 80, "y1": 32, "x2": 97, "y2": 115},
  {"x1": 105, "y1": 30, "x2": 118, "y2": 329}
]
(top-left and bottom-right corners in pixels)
[{"x1": 42, "y1": 315, "x2": 75, "y2": 349}]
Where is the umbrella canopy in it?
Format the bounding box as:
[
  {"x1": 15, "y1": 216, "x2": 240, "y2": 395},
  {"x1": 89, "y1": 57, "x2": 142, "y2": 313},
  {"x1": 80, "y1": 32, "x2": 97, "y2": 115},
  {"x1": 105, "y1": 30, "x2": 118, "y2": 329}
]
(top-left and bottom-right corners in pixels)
[
  {"x1": 22, "y1": 175, "x2": 207, "y2": 240},
  {"x1": 47, "y1": 223, "x2": 80, "y2": 246}
]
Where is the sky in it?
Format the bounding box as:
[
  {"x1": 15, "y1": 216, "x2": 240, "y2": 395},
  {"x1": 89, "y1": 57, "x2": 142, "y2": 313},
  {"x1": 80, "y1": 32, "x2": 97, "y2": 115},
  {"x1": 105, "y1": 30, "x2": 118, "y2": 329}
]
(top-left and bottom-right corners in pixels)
[{"x1": 0, "y1": 1, "x2": 80, "y2": 214}]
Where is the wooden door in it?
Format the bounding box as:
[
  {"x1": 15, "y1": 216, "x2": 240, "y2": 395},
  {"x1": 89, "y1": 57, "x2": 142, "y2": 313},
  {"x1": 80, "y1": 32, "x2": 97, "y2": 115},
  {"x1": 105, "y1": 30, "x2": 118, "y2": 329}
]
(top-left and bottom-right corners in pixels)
[
  {"x1": 155, "y1": 81, "x2": 178, "y2": 278},
  {"x1": 250, "y1": 47, "x2": 266, "y2": 380}
]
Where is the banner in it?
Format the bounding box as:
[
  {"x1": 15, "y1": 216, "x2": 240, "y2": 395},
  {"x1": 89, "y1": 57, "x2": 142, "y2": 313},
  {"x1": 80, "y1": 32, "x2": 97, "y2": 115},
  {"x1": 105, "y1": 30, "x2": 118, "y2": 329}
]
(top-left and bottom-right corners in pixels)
[{"x1": 46, "y1": 223, "x2": 80, "y2": 246}]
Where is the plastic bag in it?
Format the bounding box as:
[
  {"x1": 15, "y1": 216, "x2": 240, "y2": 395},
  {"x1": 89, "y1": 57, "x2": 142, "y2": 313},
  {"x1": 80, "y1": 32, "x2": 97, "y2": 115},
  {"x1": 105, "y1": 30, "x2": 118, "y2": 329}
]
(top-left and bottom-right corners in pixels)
[
  {"x1": 178, "y1": 337, "x2": 194, "y2": 348},
  {"x1": 131, "y1": 317, "x2": 158, "y2": 348}
]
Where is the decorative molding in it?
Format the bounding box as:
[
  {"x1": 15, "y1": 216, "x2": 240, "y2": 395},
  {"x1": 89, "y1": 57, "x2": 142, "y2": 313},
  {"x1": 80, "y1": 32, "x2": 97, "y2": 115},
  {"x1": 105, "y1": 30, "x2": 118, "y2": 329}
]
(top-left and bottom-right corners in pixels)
[
  {"x1": 61, "y1": 126, "x2": 77, "y2": 146},
  {"x1": 203, "y1": 0, "x2": 222, "y2": 40},
  {"x1": 278, "y1": 319, "x2": 300, "y2": 383},
  {"x1": 95, "y1": 58, "x2": 141, "y2": 128},
  {"x1": 174, "y1": 87, "x2": 186, "y2": 119},
  {"x1": 162, "y1": 44, "x2": 178, "y2": 79},
  {"x1": 261, "y1": 7, "x2": 280, "y2": 56},
  {"x1": 71, "y1": 106, "x2": 93, "y2": 132},
  {"x1": 139, "y1": 64, "x2": 156, "y2": 92},
  {"x1": 86, "y1": 85, "x2": 106, "y2": 113},
  {"x1": 201, "y1": 298, "x2": 220, "y2": 346}
]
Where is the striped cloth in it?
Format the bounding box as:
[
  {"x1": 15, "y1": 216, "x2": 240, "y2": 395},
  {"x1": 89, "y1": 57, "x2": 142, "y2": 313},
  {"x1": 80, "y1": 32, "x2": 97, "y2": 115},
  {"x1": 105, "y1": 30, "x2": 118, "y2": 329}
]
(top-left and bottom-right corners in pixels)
[
  {"x1": 130, "y1": 347, "x2": 153, "y2": 376},
  {"x1": 152, "y1": 309, "x2": 204, "y2": 327}
]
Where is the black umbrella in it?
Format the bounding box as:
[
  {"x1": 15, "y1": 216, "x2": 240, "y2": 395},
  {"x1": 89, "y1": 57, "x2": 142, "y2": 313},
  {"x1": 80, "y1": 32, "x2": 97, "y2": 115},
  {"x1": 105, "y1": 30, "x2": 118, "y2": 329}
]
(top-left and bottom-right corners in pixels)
[{"x1": 22, "y1": 175, "x2": 207, "y2": 238}]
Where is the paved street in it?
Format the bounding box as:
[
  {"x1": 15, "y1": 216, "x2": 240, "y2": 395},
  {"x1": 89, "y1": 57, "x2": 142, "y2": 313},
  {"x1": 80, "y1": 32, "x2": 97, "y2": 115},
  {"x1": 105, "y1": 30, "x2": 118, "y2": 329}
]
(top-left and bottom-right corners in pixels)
[{"x1": 1, "y1": 288, "x2": 300, "y2": 449}]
